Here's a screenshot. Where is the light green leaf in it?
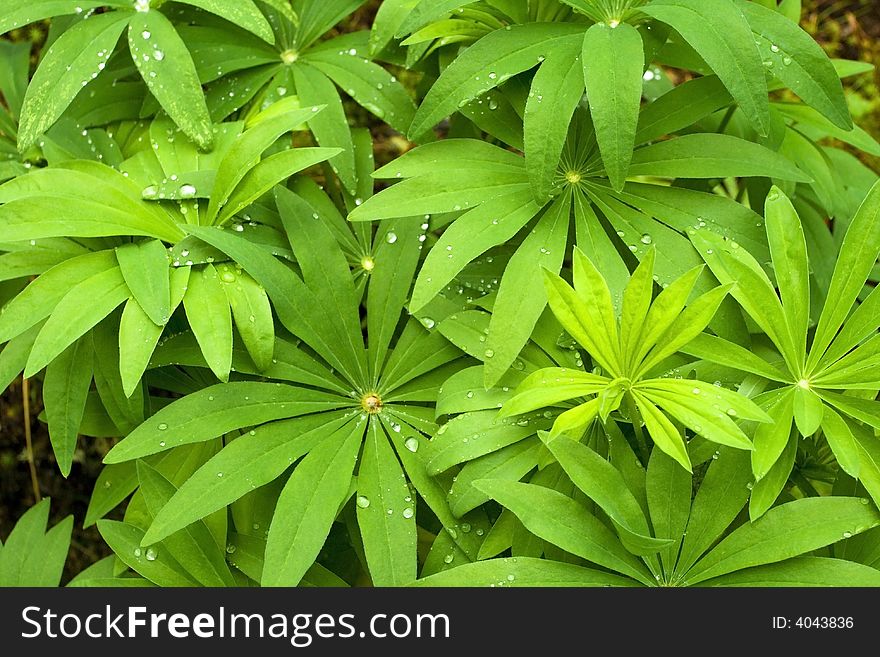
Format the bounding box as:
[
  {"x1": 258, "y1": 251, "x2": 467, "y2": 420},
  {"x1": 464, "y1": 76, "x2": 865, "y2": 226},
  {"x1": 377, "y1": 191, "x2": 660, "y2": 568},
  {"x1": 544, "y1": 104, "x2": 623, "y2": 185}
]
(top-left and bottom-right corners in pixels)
[
  {"x1": 633, "y1": 391, "x2": 691, "y2": 472},
  {"x1": 115, "y1": 240, "x2": 170, "y2": 327},
  {"x1": 182, "y1": 264, "x2": 232, "y2": 381},
  {"x1": 25, "y1": 267, "x2": 129, "y2": 377},
  {"x1": 751, "y1": 389, "x2": 795, "y2": 479}
]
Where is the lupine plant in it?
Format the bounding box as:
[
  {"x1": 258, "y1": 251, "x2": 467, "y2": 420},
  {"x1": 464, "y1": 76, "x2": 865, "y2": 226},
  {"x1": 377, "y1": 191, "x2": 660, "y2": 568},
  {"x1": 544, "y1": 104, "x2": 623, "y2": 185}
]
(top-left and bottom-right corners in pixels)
[{"x1": 1, "y1": 0, "x2": 879, "y2": 588}]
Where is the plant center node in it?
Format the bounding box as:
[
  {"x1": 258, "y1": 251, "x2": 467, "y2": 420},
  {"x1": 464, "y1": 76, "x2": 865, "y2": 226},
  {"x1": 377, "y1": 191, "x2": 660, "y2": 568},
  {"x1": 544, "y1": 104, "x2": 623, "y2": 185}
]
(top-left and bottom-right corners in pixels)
[
  {"x1": 564, "y1": 170, "x2": 582, "y2": 184},
  {"x1": 361, "y1": 256, "x2": 375, "y2": 272},
  {"x1": 361, "y1": 393, "x2": 383, "y2": 414},
  {"x1": 281, "y1": 49, "x2": 299, "y2": 65},
  {"x1": 797, "y1": 379, "x2": 810, "y2": 390}
]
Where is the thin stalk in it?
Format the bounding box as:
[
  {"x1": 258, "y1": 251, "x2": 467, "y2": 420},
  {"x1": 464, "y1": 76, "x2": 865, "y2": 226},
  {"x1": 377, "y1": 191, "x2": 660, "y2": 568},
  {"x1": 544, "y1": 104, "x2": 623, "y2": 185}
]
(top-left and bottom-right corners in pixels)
[
  {"x1": 22, "y1": 377, "x2": 41, "y2": 503},
  {"x1": 624, "y1": 392, "x2": 650, "y2": 466}
]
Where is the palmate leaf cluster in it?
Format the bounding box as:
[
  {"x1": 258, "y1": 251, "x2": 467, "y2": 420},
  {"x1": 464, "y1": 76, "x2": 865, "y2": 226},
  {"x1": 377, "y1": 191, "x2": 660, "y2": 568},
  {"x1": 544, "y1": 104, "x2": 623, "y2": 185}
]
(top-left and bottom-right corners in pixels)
[{"x1": 0, "y1": 0, "x2": 879, "y2": 588}]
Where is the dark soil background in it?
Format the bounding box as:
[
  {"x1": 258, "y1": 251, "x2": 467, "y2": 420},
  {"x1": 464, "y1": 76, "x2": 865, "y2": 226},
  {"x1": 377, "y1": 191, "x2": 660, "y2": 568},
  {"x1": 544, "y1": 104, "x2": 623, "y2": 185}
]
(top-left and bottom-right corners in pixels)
[{"x1": 1, "y1": 0, "x2": 878, "y2": 582}]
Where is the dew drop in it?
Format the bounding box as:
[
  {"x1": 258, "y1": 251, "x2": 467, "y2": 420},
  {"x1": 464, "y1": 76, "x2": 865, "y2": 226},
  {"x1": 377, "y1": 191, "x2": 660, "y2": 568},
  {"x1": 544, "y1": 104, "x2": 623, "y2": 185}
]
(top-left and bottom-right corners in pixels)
[
  {"x1": 385, "y1": 232, "x2": 398, "y2": 244},
  {"x1": 356, "y1": 495, "x2": 371, "y2": 508},
  {"x1": 145, "y1": 548, "x2": 157, "y2": 561},
  {"x1": 404, "y1": 437, "x2": 419, "y2": 453},
  {"x1": 157, "y1": 422, "x2": 168, "y2": 431},
  {"x1": 402, "y1": 507, "x2": 414, "y2": 519}
]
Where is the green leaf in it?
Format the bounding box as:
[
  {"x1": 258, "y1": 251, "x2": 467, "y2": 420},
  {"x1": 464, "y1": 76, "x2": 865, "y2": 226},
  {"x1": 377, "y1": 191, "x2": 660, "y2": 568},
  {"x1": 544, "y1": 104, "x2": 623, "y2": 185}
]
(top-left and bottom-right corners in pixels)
[
  {"x1": 119, "y1": 268, "x2": 188, "y2": 397},
  {"x1": 749, "y1": 430, "x2": 796, "y2": 520},
  {"x1": 97, "y1": 520, "x2": 196, "y2": 587},
  {"x1": 682, "y1": 334, "x2": 790, "y2": 382},
  {"x1": 262, "y1": 417, "x2": 364, "y2": 586},
  {"x1": 0, "y1": 1, "x2": 105, "y2": 36},
  {"x1": 218, "y1": 266, "x2": 274, "y2": 372},
  {"x1": 357, "y1": 422, "x2": 417, "y2": 586},
  {"x1": 500, "y1": 368, "x2": 608, "y2": 418},
  {"x1": 683, "y1": 497, "x2": 880, "y2": 585},
  {"x1": 636, "y1": 284, "x2": 733, "y2": 376},
  {"x1": 410, "y1": 188, "x2": 542, "y2": 312},
  {"x1": 543, "y1": 434, "x2": 671, "y2": 556},
  {"x1": 25, "y1": 267, "x2": 129, "y2": 377},
  {"x1": 294, "y1": 0, "x2": 369, "y2": 49},
  {"x1": 701, "y1": 556, "x2": 880, "y2": 587},
  {"x1": 128, "y1": 11, "x2": 213, "y2": 150},
  {"x1": 485, "y1": 195, "x2": 570, "y2": 386},
  {"x1": 305, "y1": 37, "x2": 416, "y2": 133},
  {"x1": 207, "y1": 101, "x2": 320, "y2": 221},
  {"x1": 619, "y1": 249, "x2": 656, "y2": 373},
  {"x1": 543, "y1": 259, "x2": 621, "y2": 375},
  {"x1": 632, "y1": 391, "x2": 691, "y2": 472},
  {"x1": 408, "y1": 23, "x2": 585, "y2": 139},
  {"x1": 642, "y1": 0, "x2": 770, "y2": 136},
  {"x1": 0, "y1": 499, "x2": 71, "y2": 587},
  {"x1": 638, "y1": 385, "x2": 756, "y2": 453},
  {"x1": 276, "y1": 186, "x2": 365, "y2": 380},
  {"x1": 628, "y1": 134, "x2": 810, "y2": 181},
  {"x1": 43, "y1": 338, "x2": 92, "y2": 477},
  {"x1": 675, "y1": 447, "x2": 752, "y2": 577},
  {"x1": 104, "y1": 383, "x2": 346, "y2": 464},
  {"x1": 473, "y1": 479, "x2": 653, "y2": 584},
  {"x1": 634, "y1": 74, "x2": 732, "y2": 145},
  {"x1": 822, "y1": 408, "x2": 860, "y2": 479},
  {"x1": 18, "y1": 12, "x2": 130, "y2": 152},
  {"x1": 219, "y1": 147, "x2": 340, "y2": 224},
  {"x1": 752, "y1": 389, "x2": 795, "y2": 479},
  {"x1": 115, "y1": 240, "x2": 170, "y2": 327},
  {"x1": 810, "y1": 180, "x2": 880, "y2": 369},
  {"x1": 182, "y1": 264, "x2": 232, "y2": 382},
  {"x1": 646, "y1": 448, "x2": 691, "y2": 573},
  {"x1": 524, "y1": 37, "x2": 583, "y2": 202},
  {"x1": 793, "y1": 385, "x2": 823, "y2": 436},
  {"x1": 367, "y1": 219, "x2": 422, "y2": 379},
  {"x1": 292, "y1": 64, "x2": 357, "y2": 193},
  {"x1": 137, "y1": 462, "x2": 235, "y2": 587},
  {"x1": 143, "y1": 413, "x2": 353, "y2": 545},
  {"x1": 765, "y1": 186, "x2": 810, "y2": 360},
  {"x1": 412, "y1": 557, "x2": 638, "y2": 587},
  {"x1": 582, "y1": 22, "x2": 644, "y2": 192},
  {"x1": 737, "y1": 0, "x2": 851, "y2": 130},
  {"x1": 175, "y1": 0, "x2": 275, "y2": 43}
]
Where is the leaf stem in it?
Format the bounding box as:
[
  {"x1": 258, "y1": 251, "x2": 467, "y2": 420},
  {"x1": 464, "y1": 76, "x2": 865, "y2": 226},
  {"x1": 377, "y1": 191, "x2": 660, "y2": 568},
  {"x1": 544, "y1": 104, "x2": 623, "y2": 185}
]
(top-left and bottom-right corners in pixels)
[
  {"x1": 22, "y1": 377, "x2": 42, "y2": 503},
  {"x1": 624, "y1": 392, "x2": 650, "y2": 466}
]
